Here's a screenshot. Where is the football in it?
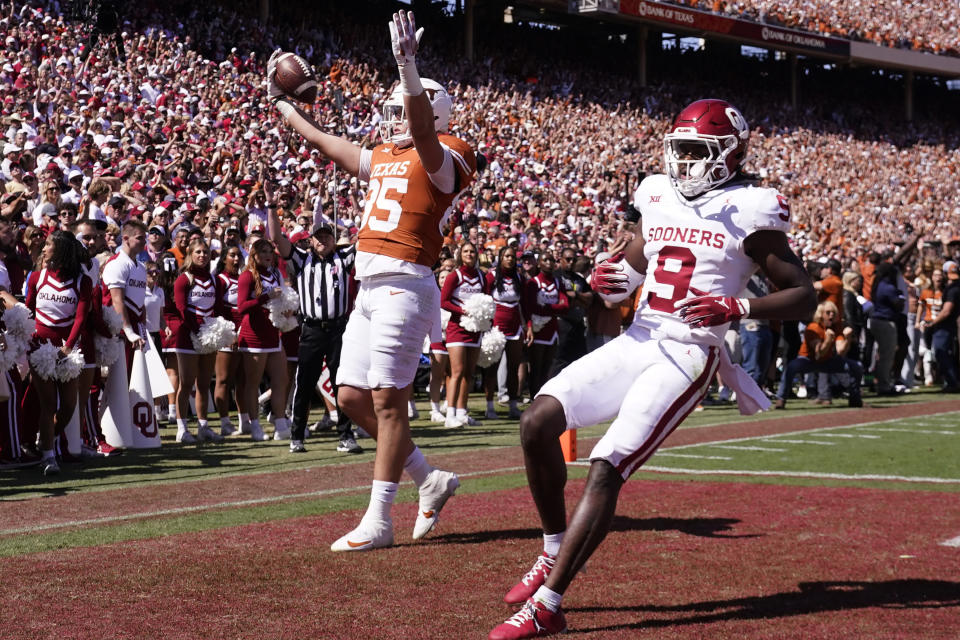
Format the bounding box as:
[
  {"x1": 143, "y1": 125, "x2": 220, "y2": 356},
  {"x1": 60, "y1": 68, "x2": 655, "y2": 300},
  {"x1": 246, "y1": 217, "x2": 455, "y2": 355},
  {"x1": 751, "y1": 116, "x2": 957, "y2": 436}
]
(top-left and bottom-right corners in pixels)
[{"x1": 273, "y1": 52, "x2": 318, "y2": 104}]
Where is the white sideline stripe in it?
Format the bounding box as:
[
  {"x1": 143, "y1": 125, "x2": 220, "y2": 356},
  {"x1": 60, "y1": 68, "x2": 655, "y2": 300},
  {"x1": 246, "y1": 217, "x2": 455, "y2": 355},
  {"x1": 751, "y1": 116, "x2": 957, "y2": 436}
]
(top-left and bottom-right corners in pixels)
[
  {"x1": 653, "y1": 453, "x2": 732, "y2": 460},
  {"x1": 806, "y1": 433, "x2": 881, "y2": 439},
  {"x1": 763, "y1": 439, "x2": 836, "y2": 446},
  {"x1": 642, "y1": 467, "x2": 960, "y2": 484},
  {"x1": 667, "y1": 409, "x2": 960, "y2": 451},
  {"x1": 0, "y1": 467, "x2": 526, "y2": 536},
  {"x1": 859, "y1": 428, "x2": 958, "y2": 436},
  {"x1": 711, "y1": 445, "x2": 787, "y2": 452},
  {"x1": 942, "y1": 535, "x2": 960, "y2": 547}
]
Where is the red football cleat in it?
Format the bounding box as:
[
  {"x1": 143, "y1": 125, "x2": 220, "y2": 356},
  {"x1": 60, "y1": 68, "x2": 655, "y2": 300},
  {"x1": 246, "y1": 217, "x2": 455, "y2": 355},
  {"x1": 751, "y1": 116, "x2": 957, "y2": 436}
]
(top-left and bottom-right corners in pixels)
[
  {"x1": 489, "y1": 598, "x2": 566, "y2": 640},
  {"x1": 96, "y1": 441, "x2": 123, "y2": 457},
  {"x1": 504, "y1": 553, "x2": 556, "y2": 605}
]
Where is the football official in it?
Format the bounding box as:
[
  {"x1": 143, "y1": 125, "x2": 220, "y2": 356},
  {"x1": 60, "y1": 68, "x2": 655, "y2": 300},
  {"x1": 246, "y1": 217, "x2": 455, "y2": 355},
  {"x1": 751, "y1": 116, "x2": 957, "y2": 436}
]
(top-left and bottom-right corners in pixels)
[{"x1": 265, "y1": 185, "x2": 360, "y2": 455}]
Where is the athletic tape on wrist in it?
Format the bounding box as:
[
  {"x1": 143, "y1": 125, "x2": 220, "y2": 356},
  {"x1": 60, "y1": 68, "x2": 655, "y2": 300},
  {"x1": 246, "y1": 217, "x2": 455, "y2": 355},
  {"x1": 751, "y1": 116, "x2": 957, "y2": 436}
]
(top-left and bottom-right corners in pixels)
[
  {"x1": 275, "y1": 100, "x2": 296, "y2": 120},
  {"x1": 397, "y1": 62, "x2": 423, "y2": 96},
  {"x1": 738, "y1": 297, "x2": 751, "y2": 318}
]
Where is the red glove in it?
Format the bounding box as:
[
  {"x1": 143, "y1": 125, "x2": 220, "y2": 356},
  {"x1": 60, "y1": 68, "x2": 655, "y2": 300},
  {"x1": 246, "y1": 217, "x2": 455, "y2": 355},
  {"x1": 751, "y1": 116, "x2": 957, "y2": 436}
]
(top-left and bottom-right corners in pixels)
[
  {"x1": 677, "y1": 295, "x2": 750, "y2": 328},
  {"x1": 592, "y1": 252, "x2": 644, "y2": 303}
]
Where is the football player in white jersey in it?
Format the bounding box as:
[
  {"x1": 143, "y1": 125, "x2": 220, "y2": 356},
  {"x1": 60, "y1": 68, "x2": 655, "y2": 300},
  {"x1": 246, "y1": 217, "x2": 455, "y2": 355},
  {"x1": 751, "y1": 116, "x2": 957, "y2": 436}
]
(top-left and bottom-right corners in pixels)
[{"x1": 489, "y1": 99, "x2": 817, "y2": 640}]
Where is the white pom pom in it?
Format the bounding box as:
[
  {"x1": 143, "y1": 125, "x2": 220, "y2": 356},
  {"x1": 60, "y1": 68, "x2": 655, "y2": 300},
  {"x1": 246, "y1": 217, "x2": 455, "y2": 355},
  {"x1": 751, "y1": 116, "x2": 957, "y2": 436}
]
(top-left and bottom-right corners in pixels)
[
  {"x1": 440, "y1": 309, "x2": 451, "y2": 329},
  {"x1": 190, "y1": 316, "x2": 238, "y2": 354},
  {"x1": 477, "y1": 327, "x2": 507, "y2": 369},
  {"x1": 266, "y1": 286, "x2": 301, "y2": 333},
  {"x1": 0, "y1": 332, "x2": 27, "y2": 371},
  {"x1": 531, "y1": 314, "x2": 550, "y2": 334},
  {"x1": 4, "y1": 303, "x2": 34, "y2": 341},
  {"x1": 58, "y1": 347, "x2": 85, "y2": 381},
  {"x1": 28, "y1": 342, "x2": 61, "y2": 380},
  {"x1": 461, "y1": 294, "x2": 495, "y2": 333},
  {"x1": 95, "y1": 335, "x2": 123, "y2": 366},
  {"x1": 101, "y1": 306, "x2": 124, "y2": 336}
]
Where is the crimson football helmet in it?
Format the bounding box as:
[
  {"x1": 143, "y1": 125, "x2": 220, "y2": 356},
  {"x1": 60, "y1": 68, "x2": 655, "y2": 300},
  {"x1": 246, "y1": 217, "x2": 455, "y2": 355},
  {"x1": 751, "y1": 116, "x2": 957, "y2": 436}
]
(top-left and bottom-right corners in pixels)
[
  {"x1": 663, "y1": 99, "x2": 749, "y2": 198},
  {"x1": 379, "y1": 78, "x2": 453, "y2": 146}
]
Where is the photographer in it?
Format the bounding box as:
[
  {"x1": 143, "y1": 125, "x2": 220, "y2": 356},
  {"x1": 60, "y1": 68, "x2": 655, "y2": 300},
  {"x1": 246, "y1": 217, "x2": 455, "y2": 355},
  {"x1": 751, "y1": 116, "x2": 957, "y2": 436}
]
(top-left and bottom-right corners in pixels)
[{"x1": 79, "y1": 0, "x2": 126, "y2": 63}]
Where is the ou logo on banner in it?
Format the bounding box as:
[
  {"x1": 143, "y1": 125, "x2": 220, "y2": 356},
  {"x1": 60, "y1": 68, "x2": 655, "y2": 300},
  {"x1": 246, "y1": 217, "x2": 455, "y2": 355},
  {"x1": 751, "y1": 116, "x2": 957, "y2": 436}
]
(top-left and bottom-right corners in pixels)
[{"x1": 133, "y1": 401, "x2": 157, "y2": 438}]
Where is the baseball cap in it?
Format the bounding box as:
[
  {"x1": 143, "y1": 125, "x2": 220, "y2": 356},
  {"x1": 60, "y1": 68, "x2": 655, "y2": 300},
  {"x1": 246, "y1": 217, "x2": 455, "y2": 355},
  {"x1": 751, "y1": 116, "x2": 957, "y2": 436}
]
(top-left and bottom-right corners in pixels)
[
  {"x1": 148, "y1": 226, "x2": 166, "y2": 237},
  {"x1": 313, "y1": 222, "x2": 335, "y2": 238},
  {"x1": 290, "y1": 230, "x2": 310, "y2": 243},
  {"x1": 944, "y1": 261, "x2": 959, "y2": 279},
  {"x1": 37, "y1": 202, "x2": 57, "y2": 218}
]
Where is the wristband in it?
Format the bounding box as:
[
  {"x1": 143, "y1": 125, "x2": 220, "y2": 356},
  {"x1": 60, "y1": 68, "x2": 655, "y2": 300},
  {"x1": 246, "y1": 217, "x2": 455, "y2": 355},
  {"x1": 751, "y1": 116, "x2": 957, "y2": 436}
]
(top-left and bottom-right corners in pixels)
[
  {"x1": 275, "y1": 99, "x2": 296, "y2": 120},
  {"x1": 738, "y1": 297, "x2": 751, "y2": 318},
  {"x1": 397, "y1": 62, "x2": 424, "y2": 96},
  {"x1": 123, "y1": 326, "x2": 140, "y2": 342}
]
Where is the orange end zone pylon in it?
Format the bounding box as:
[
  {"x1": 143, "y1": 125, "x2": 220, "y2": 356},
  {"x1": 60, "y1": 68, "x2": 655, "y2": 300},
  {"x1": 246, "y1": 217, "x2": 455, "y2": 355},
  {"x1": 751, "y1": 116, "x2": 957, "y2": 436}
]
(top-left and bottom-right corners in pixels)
[{"x1": 559, "y1": 430, "x2": 577, "y2": 462}]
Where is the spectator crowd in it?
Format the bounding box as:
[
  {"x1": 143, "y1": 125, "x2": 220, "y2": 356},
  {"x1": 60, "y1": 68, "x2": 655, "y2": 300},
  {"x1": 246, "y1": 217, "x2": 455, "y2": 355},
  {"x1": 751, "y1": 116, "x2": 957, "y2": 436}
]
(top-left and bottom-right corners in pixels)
[{"x1": 1, "y1": 0, "x2": 959, "y2": 470}]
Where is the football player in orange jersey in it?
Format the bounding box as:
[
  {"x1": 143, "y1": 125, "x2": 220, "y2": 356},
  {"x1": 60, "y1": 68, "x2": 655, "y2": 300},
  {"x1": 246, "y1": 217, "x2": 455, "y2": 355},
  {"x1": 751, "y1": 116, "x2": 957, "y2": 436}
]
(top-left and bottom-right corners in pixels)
[{"x1": 267, "y1": 11, "x2": 477, "y2": 551}]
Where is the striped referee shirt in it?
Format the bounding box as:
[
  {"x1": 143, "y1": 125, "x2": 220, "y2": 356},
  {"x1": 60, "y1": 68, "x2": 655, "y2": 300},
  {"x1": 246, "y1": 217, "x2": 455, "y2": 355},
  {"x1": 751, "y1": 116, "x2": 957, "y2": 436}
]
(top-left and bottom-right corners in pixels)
[{"x1": 287, "y1": 245, "x2": 356, "y2": 321}]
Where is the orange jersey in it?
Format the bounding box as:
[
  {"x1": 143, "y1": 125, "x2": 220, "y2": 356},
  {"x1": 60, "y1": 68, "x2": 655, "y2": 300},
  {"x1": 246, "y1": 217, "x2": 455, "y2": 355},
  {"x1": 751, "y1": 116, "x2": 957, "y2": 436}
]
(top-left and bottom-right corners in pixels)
[
  {"x1": 358, "y1": 134, "x2": 476, "y2": 268},
  {"x1": 920, "y1": 289, "x2": 942, "y2": 323}
]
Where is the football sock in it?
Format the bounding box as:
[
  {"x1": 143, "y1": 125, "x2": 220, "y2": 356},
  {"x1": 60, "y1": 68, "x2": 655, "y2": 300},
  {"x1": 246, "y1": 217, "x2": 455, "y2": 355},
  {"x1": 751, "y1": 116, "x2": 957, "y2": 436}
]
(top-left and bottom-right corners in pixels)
[
  {"x1": 363, "y1": 480, "x2": 398, "y2": 523},
  {"x1": 168, "y1": 403, "x2": 176, "y2": 418},
  {"x1": 41, "y1": 448, "x2": 55, "y2": 461},
  {"x1": 176, "y1": 418, "x2": 188, "y2": 433},
  {"x1": 533, "y1": 586, "x2": 563, "y2": 612},
  {"x1": 446, "y1": 407, "x2": 456, "y2": 419},
  {"x1": 486, "y1": 400, "x2": 495, "y2": 412},
  {"x1": 543, "y1": 532, "x2": 565, "y2": 557},
  {"x1": 197, "y1": 419, "x2": 208, "y2": 430},
  {"x1": 404, "y1": 447, "x2": 433, "y2": 486},
  {"x1": 455, "y1": 407, "x2": 467, "y2": 419},
  {"x1": 220, "y1": 416, "x2": 232, "y2": 428},
  {"x1": 430, "y1": 401, "x2": 441, "y2": 412},
  {"x1": 329, "y1": 410, "x2": 339, "y2": 423}
]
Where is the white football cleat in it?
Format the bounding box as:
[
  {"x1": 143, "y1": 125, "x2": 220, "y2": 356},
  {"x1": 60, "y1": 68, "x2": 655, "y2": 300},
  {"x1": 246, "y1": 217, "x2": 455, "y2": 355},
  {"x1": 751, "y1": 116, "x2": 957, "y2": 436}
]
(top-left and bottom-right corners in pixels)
[
  {"x1": 429, "y1": 410, "x2": 446, "y2": 423},
  {"x1": 197, "y1": 426, "x2": 224, "y2": 443},
  {"x1": 330, "y1": 519, "x2": 394, "y2": 552},
  {"x1": 412, "y1": 469, "x2": 460, "y2": 540}
]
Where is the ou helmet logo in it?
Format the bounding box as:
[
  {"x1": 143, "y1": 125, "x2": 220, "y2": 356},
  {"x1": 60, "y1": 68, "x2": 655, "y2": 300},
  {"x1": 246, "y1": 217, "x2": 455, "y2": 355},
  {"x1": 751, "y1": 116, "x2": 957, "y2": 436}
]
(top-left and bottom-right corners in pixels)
[{"x1": 725, "y1": 107, "x2": 748, "y2": 138}]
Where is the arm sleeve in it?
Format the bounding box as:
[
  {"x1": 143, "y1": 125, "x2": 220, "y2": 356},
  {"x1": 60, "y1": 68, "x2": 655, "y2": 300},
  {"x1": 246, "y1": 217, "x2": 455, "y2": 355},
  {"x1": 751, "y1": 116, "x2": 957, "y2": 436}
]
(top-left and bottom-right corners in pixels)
[
  {"x1": 439, "y1": 270, "x2": 463, "y2": 315},
  {"x1": 25, "y1": 271, "x2": 39, "y2": 312},
  {"x1": 236, "y1": 271, "x2": 269, "y2": 315},
  {"x1": 426, "y1": 147, "x2": 455, "y2": 193},
  {"x1": 174, "y1": 274, "x2": 199, "y2": 333},
  {"x1": 65, "y1": 277, "x2": 92, "y2": 350},
  {"x1": 214, "y1": 275, "x2": 228, "y2": 320},
  {"x1": 356, "y1": 147, "x2": 373, "y2": 183}
]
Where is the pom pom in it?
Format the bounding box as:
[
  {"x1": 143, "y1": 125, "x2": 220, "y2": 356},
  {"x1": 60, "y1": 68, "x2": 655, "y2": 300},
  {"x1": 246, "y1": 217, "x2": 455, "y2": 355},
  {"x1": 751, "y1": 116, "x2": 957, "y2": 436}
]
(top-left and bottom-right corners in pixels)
[
  {"x1": 101, "y1": 305, "x2": 123, "y2": 336},
  {"x1": 266, "y1": 286, "x2": 300, "y2": 333},
  {"x1": 477, "y1": 327, "x2": 507, "y2": 369},
  {"x1": 59, "y1": 347, "x2": 85, "y2": 381},
  {"x1": 530, "y1": 314, "x2": 550, "y2": 334},
  {"x1": 29, "y1": 342, "x2": 85, "y2": 381},
  {"x1": 440, "y1": 309, "x2": 451, "y2": 329},
  {"x1": 0, "y1": 333, "x2": 27, "y2": 372},
  {"x1": 95, "y1": 335, "x2": 123, "y2": 366},
  {"x1": 190, "y1": 316, "x2": 238, "y2": 354},
  {"x1": 4, "y1": 303, "x2": 34, "y2": 342},
  {"x1": 461, "y1": 294, "x2": 495, "y2": 333},
  {"x1": 28, "y1": 342, "x2": 61, "y2": 381}
]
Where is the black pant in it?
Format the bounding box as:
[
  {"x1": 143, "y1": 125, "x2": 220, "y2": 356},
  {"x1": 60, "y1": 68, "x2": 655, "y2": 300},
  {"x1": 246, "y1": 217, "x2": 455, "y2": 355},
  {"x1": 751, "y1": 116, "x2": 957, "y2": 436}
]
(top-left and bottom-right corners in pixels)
[
  {"x1": 550, "y1": 318, "x2": 587, "y2": 377},
  {"x1": 291, "y1": 319, "x2": 351, "y2": 441},
  {"x1": 81, "y1": 28, "x2": 125, "y2": 62}
]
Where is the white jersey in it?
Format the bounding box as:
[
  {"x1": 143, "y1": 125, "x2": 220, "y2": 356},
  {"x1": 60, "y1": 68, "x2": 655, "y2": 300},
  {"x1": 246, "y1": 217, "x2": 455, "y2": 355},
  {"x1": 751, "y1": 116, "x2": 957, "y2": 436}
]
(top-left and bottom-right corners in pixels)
[
  {"x1": 102, "y1": 250, "x2": 147, "y2": 322},
  {"x1": 633, "y1": 174, "x2": 791, "y2": 348}
]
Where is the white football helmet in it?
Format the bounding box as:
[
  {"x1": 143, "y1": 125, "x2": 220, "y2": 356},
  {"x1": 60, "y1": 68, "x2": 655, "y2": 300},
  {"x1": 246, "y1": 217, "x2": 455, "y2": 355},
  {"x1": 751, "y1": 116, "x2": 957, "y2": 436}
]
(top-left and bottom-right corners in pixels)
[{"x1": 378, "y1": 78, "x2": 453, "y2": 145}]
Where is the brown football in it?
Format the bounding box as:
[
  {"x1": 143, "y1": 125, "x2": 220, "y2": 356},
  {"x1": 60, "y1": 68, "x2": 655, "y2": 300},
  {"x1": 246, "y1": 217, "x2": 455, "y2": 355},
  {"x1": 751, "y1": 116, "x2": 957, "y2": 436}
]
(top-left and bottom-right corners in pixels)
[{"x1": 273, "y1": 52, "x2": 318, "y2": 104}]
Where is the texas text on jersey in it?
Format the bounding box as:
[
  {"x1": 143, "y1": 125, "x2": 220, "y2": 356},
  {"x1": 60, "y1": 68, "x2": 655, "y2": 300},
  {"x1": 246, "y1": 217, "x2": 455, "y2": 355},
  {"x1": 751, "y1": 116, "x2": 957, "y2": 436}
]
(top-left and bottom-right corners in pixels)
[
  {"x1": 632, "y1": 173, "x2": 792, "y2": 347},
  {"x1": 355, "y1": 133, "x2": 476, "y2": 278}
]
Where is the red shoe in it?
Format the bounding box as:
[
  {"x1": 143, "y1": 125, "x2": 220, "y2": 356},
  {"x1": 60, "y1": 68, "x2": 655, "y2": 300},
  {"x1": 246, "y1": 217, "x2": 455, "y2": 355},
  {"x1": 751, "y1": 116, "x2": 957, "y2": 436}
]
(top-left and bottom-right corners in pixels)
[
  {"x1": 489, "y1": 598, "x2": 566, "y2": 640},
  {"x1": 504, "y1": 553, "x2": 556, "y2": 605},
  {"x1": 96, "y1": 441, "x2": 123, "y2": 457}
]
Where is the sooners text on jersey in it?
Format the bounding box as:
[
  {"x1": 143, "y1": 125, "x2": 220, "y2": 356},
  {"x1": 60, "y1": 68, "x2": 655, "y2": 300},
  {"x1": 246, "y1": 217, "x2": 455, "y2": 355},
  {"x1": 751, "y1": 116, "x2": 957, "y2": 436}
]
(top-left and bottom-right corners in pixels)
[{"x1": 634, "y1": 174, "x2": 791, "y2": 347}]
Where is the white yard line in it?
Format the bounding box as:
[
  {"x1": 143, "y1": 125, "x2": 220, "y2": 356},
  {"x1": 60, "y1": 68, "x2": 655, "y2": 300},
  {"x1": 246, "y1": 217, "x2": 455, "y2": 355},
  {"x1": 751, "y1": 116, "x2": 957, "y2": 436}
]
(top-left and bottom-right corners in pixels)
[
  {"x1": 816, "y1": 433, "x2": 881, "y2": 439},
  {"x1": 710, "y1": 445, "x2": 787, "y2": 452},
  {"x1": 642, "y1": 467, "x2": 960, "y2": 484},
  {"x1": 652, "y1": 453, "x2": 733, "y2": 460},
  {"x1": 762, "y1": 439, "x2": 836, "y2": 446},
  {"x1": 859, "y1": 428, "x2": 958, "y2": 436}
]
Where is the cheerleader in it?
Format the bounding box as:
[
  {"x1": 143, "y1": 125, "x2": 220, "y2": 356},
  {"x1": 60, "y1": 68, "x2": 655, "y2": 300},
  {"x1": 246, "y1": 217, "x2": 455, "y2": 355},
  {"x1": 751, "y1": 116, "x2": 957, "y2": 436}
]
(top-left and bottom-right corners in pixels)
[
  {"x1": 25, "y1": 231, "x2": 91, "y2": 476},
  {"x1": 159, "y1": 258, "x2": 180, "y2": 424},
  {"x1": 427, "y1": 262, "x2": 454, "y2": 423},
  {"x1": 440, "y1": 242, "x2": 488, "y2": 428},
  {"x1": 522, "y1": 251, "x2": 569, "y2": 397},
  {"x1": 485, "y1": 245, "x2": 525, "y2": 420},
  {"x1": 236, "y1": 239, "x2": 289, "y2": 441},
  {"x1": 171, "y1": 239, "x2": 222, "y2": 444},
  {"x1": 213, "y1": 245, "x2": 246, "y2": 436}
]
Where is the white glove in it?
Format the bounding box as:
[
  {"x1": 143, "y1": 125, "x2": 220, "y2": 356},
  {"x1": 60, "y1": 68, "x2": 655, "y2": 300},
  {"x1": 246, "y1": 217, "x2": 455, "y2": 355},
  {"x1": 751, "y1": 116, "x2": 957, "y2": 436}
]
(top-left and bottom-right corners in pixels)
[
  {"x1": 389, "y1": 11, "x2": 423, "y2": 67},
  {"x1": 389, "y1": 11, "x2": 425, "y2": 95},
  {"x1": 265, "y1": 49, "x2": 285, "y2": 101}
]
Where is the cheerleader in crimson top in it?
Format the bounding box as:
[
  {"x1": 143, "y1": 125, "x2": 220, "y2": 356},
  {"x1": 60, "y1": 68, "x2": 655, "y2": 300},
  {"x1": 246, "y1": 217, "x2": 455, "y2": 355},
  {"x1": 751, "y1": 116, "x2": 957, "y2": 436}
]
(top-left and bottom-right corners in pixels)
[
  {"x1": 236, "y1": 238, "x2": 289, "y2": 442},
  {"x1": 427, "y1": 261, "x2": 455, "y2": 424},
  {"x1": 522, "y1": 251, "x2": 569, "y2": 397},
  {"x1": 25, "y1": 230, "x2": 91, "y2": 475},
  {"x1": 440, "y1": 241, "x2": 488, "y2": 428},
  {"x1": 483, "y1": 245, "x2": 525, "y2": 419},
  {"x1": 213, "y1": 245, "x2": 245, "y2": 436},
  {"x1": 171, "y1": 239, "x2": 222, "y2": 445}
]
